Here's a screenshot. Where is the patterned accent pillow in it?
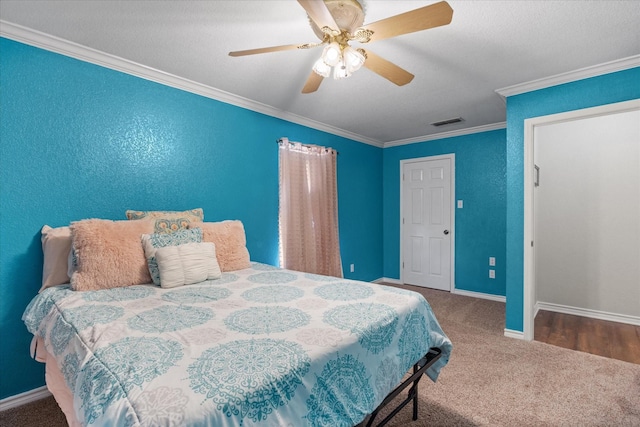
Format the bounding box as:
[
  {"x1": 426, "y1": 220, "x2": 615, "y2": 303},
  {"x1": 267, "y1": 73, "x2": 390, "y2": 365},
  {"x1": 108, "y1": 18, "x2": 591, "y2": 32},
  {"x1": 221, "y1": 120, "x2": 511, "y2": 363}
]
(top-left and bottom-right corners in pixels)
[
  {"x1": 67, "y1": 246, "x2": 77, "y2": 279},
  {"x1": 141, "y1": 228, "x2": 203, "y2": 285},
  {"x1": 154, "y1": 242, "x2": 222, "y2": 288},
  {"x1": 125, "y1": 209, "x2": 204, "y2": 234}
]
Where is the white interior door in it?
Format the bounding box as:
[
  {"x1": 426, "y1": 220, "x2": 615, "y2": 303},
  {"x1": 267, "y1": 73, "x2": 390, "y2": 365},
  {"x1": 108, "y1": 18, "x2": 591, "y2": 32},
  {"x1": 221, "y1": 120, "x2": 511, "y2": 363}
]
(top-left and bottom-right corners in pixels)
[{"x1": 401, "y1": 156, "x2": 453, "y2": 290}]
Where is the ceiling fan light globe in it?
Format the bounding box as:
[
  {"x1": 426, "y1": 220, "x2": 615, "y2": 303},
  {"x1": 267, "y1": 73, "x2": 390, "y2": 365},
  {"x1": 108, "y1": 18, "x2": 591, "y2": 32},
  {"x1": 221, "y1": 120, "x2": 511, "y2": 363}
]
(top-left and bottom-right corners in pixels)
[
  {"x1": 312, "y1": 58, "x2": 331, "y2": 78},
  {"x1": 343, "y1": 46, "x2": 365, "y2": 73},
  {"x1": 333, "y1": 60, "x2": 351, "y2": 80},
  {"x1": 322, "y1": 42, "x2": 342, "y2": 67}
]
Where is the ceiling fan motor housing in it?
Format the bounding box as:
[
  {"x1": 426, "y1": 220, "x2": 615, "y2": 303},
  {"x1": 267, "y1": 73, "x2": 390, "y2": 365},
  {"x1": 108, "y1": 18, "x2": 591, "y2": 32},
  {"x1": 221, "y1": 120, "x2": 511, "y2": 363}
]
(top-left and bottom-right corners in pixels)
[{"x1": 309, "y1": 0, "x2": 366, "y2": 39}]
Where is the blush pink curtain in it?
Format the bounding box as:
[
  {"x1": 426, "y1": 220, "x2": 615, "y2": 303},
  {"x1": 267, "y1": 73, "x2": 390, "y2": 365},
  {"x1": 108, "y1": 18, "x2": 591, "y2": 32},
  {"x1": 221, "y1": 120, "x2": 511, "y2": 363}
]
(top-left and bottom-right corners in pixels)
[{"x1": 278, "y1": 140, "x2": 343, "y2": 277}]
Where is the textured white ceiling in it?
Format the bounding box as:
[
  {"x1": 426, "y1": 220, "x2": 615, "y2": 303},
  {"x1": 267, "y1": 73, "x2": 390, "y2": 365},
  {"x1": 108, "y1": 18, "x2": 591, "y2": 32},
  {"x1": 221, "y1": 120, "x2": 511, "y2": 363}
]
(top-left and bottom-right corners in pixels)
[{"x1": 1, "y1": 1, "x2": 639, "y2": 145}]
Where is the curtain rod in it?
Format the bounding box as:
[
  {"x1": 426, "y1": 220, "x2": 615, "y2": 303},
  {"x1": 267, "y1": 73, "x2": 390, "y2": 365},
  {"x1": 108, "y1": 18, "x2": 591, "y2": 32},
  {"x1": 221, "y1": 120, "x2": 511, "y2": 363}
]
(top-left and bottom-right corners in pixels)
[{"x1": 276, "y1": 138, "x2": 339, "y2": 155}]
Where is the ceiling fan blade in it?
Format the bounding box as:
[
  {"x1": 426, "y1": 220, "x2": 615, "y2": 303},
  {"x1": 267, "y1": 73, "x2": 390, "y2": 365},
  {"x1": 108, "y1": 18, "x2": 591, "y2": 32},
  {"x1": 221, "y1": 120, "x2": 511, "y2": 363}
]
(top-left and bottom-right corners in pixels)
[
  {"x1": 362, "y1": 50, "x2": 414, "y2": 86},
  {"x1": 359, "y1": 1, "x2": 453, "y2": 43},
  {"x1": 297, "y1": 0, "x2": 340, "y2": 34},
  {"x1": 229, "y1": 44, "x2": 310, "y2": 57},
  {"x1": 302, "y1": 72, "x2": 324, "y2": 94}
]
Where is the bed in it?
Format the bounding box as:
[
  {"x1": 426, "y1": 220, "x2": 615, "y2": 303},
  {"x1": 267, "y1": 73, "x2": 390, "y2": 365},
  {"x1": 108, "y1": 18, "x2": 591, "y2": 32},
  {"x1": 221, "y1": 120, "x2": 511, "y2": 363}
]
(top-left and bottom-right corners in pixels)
[{"x1": 24, "y1": 215, "x2": 452, "y2": 426}]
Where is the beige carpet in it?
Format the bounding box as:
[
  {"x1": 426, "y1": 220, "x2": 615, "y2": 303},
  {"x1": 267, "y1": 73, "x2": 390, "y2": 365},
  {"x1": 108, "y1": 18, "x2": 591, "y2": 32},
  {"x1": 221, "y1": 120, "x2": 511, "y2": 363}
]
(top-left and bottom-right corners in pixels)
[{"x1": 2, "y1": 285, "x2": 639, "y2": 427}]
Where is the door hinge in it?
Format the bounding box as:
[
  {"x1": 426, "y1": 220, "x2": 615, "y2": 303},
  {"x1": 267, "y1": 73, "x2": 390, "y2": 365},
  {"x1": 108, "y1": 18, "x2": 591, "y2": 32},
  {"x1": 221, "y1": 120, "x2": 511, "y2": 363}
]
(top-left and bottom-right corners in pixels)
[
  {"x1": 402, "y1": 262, "x2": 404, "y2": 269},
  {"x1": 402, "y1": 218, "x2": 405, "y2": 224},
  {"x1": 531, "y1": 241, "x2": 534, "y2": 247},
  {"x1": 402, "y1": 173, "x2": 405, "y2": 181}
]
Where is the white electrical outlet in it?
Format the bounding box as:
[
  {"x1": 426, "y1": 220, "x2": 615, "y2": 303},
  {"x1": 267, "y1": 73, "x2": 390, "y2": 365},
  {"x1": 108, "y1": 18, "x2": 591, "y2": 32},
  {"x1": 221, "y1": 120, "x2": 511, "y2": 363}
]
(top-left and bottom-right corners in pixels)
[
  {"x1": 489, "y1": 269, "x2": 495, "y2": 279},
  {"x1": 489, "y1": 257, "x2": 496, "y2": 266},
  {"x1": 350, "y1": 264, "x2": 355, "y2": 273},
  {"x1": 457, "y1": 200, "x2": 463, "y2": 209}
]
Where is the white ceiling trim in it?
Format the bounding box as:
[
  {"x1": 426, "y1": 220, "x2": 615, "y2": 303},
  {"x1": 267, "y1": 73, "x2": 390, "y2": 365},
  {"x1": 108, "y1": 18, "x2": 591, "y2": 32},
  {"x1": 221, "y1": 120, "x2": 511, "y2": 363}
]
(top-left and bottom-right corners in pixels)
[
  {"x1": 496, "y1": 55, "x2": 640, "y2": 98},
  {"x1": 383, "y1": 122, "x2": 507, "y2": 148},
  {"x1": 0, "y1": 20, "x2": 384, "y2": 148},
  {"x1": 5, "y1": 19, "x2": 633, "y2": 151}
]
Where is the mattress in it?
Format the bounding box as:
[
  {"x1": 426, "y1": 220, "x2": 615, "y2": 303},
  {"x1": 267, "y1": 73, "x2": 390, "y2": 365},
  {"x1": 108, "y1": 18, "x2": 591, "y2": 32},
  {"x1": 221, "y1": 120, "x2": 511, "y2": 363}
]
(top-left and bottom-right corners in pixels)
[{"x1": 23, "y1": 263, "x2": 452, "y2": 426}]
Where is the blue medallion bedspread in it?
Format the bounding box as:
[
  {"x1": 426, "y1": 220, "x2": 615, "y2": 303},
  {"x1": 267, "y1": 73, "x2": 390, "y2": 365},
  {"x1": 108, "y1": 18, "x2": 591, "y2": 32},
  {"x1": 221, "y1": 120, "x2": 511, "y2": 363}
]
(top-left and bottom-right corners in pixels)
[{"x1": 23, "y1": 263, "x2": 452, "y2": 427}]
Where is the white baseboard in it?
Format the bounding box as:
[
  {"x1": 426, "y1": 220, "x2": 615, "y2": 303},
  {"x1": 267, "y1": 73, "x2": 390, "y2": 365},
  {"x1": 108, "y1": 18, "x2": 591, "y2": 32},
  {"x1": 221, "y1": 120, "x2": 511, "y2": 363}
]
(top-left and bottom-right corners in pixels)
[
  {"x1": 0, "y1": 386, "x2": 51, "y2": 411},
  {"x1": 451, "y1": 288, "x2": 506, "y2": 303},
  {"x1": 536, "y1": 302, "x2": 640, "y2": 326},
  {"x1": 373, "y1": 280, "x2": 508, "y2": 305},
  {"x1": 533, "y1": 304, "x2": 540, "y2": 319},
  {"x1": 372, "y1": 277, "x2": 403, "y2": 285},
  {"x1": 504, "y1": 329, "x2": 525, "y2": 340}
]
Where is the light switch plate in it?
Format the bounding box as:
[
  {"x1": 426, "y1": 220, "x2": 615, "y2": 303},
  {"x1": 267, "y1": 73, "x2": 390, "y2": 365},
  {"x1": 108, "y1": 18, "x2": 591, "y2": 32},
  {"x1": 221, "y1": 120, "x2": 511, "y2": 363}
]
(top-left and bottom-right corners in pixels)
[
  {"x1": 489, "y1": 257, "x2": 496, "y2": 266},
  {"x1": 489, "y1": 269, "x2": 495, "y2": 279},
  {"x1": 457, "y1": 200, "x2": 463, "y2": 209}
]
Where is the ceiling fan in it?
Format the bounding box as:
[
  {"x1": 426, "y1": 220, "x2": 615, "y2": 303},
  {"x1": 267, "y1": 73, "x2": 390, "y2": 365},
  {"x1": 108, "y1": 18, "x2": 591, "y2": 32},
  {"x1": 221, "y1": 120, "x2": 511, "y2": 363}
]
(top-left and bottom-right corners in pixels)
[{"x1": 229, "y1": 0, "x2": 453, "y2": 93}]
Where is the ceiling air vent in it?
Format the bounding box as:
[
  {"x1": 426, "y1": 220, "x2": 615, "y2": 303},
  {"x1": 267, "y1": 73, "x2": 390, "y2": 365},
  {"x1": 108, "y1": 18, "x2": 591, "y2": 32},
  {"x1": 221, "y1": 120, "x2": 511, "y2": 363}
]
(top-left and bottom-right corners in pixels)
[{"x1": 430, "y1": 117, "x2": 464, "y2": 127}]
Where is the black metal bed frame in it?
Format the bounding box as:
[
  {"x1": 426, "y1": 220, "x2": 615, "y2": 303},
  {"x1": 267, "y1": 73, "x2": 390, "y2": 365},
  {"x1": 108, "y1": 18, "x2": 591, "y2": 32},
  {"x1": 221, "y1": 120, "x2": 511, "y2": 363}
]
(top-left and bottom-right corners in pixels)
[{"x1": 356, "y1": 347, "x2": 443, "y2": 427}]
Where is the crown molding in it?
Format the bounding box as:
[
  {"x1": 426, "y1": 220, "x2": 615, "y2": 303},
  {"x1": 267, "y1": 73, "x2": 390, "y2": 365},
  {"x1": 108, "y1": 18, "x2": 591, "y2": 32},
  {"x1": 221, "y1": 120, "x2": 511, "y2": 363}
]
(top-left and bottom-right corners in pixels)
[
  {"x1": 0, "y1": 20, "x2": 384, "y2": 148},
  {"x1": 383, "y1": 122, "x2": 507, "y2": 148},
  {"x1": 6, "y1": 20, "x2": 633, "y2": 150},
  {"x1": 496, "y1": 55, "x2": 640, "y2": 98}
]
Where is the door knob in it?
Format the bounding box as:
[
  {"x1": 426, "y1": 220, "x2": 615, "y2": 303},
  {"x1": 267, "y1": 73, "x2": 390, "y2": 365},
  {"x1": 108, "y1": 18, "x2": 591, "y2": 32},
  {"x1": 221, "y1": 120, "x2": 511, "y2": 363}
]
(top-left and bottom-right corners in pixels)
[{"x1": 443, "y1": 230, "x2": 449, "y2": 235}]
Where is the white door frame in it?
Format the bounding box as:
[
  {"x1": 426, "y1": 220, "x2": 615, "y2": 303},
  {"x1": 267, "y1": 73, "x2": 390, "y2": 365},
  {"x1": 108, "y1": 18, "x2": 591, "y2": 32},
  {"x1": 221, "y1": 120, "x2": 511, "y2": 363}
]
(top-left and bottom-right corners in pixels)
[
  {"x1": 522, "y1": 98, "x2": 640, "y2": 341},
  {"x1": 400, "y1": 154, "x2": 456, "y2": 290}
]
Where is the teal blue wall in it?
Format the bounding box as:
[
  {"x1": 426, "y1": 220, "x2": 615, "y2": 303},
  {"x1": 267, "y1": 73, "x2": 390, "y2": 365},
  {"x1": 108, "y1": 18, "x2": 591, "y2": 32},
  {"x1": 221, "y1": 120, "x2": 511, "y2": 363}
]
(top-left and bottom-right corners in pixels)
[
  {"x1": 382, "y1": 130, "x2": 507, "y2": 296},
  {"x1": 3, "y1": 33, "x2": 637, "y2": 399},
  {"x1": 504, "y1": 67, "x2": 640, "y2": 332},
  {"x1": 0, "y1": 38, "x2": 382, "y2": 399}
]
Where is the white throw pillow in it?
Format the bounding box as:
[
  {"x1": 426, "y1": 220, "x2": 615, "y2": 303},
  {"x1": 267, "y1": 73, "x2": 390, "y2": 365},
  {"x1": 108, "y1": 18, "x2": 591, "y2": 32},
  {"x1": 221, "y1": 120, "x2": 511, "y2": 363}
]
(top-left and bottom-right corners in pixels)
[
  {"x1": 154, "y1": 242, "x2": 222, "y2": 288},
  {"x1": 141, "y1": 228, "x2": 203, "y2": 285}
]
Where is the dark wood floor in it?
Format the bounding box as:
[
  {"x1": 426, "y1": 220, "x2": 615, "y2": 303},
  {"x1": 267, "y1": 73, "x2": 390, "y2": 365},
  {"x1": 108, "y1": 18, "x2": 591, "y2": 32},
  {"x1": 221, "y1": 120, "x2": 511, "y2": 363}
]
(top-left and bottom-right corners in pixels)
[{"x1": 534, "y1": 310, "x2": 640, "y2": 364}]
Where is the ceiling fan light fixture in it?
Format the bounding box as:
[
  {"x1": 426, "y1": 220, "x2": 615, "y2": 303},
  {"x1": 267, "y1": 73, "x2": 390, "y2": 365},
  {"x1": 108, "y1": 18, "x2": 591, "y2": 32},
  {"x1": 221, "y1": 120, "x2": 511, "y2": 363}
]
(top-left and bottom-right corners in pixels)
[
  {"x1": 322, "y1": 42, "x2": 342, "y2": 66},
  {"x1": 343, "y1": 46, "x2": 365, "y2": 73},
  {"x1": 312, "y1": 57, "x2": 331, "y2": 77},
  {"x1": 333, "y1": 60, "x2": 351, "y2": 80},
  {"x1": 230, "y1": 1, "x2": 454, "y2": 93}
]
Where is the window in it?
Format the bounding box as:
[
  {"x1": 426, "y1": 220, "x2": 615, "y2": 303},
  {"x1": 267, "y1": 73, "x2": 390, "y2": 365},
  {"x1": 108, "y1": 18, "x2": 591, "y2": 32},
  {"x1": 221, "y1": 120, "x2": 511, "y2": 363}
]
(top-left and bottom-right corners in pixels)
[{"x1": 278, "y1": 139, "x2": 342, "y2": 277}]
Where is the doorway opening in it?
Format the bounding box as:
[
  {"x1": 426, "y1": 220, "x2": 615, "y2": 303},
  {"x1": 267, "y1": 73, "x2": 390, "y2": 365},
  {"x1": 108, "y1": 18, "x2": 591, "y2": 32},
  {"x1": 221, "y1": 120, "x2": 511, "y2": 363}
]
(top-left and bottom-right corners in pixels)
[{"x1": 522, "y1": 99, "x2": 640, "y2": 341}]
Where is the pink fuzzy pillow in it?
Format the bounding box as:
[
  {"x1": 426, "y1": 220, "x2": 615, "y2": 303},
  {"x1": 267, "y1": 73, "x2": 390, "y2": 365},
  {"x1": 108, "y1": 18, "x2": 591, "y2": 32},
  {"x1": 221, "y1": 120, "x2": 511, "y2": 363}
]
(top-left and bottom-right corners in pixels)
[
  {"x1": 70, "y1": 219, "x2": 155, "y2": 291},
  {"x1": 188, "y1": 220, "x2": 251, "y2": 272}
]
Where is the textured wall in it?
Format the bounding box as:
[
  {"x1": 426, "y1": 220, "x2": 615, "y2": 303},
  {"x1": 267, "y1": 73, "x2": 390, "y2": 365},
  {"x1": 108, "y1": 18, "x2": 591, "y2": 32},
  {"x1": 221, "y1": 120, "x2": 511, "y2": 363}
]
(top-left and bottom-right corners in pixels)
[
  {"x1": 0, "y1": 38, "x2": 382, "y2": 398},
  {"x1": 504, "y1": 67, "x2": 640, "y2": 332},
  {"x1": 382, "y1": 130, "x2": 507, "y2": 297}
]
